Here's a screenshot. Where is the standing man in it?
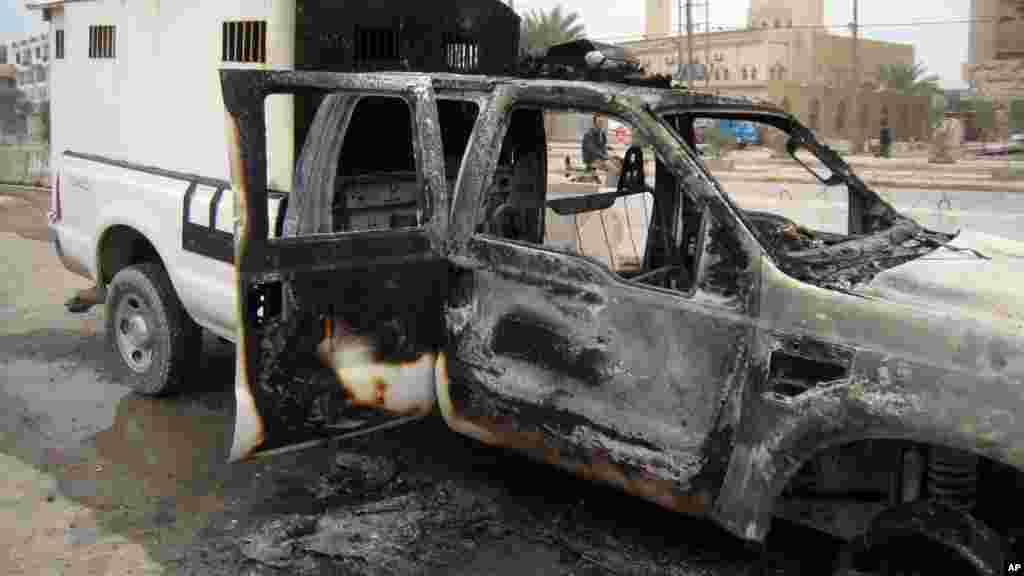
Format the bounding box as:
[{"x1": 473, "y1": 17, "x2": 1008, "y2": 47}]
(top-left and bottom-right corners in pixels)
[{"x1": 879, "y1": 119, "x2": 893, "y2": 159}]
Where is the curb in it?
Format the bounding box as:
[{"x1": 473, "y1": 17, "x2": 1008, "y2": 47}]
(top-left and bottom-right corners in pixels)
[{"x1": 713, "y1": 174, "x2": 1024, "y2": 194}]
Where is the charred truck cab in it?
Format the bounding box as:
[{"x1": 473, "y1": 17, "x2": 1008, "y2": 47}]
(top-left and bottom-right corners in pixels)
[{"x1": 222, "y1": 56, "x2": 1024, "y2": 573}]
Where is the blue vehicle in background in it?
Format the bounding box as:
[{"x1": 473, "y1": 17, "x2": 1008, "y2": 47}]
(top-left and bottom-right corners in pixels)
[{"x1": 718, "y1": 119, "x2": 761, "y2": 148}]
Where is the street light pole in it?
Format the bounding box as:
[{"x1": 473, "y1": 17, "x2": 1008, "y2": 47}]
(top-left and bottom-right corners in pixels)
[
  {"x1": 851, "y1": 0, "x2": 863, "y2": 153},
  {"x1": 705, "y1": 0, "x2": 710, "y2": 88},
  {"x1": 677, "y1": 0, "x2": 684, "y2": 87},
  {"x1": 686, "y1": 0, "x2": 694, "y2": 89}
]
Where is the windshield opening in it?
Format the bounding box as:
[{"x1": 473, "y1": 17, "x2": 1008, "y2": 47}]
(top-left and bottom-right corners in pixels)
[{"x1": 661, "y1": 110, "x2": 917, "y2": 257}]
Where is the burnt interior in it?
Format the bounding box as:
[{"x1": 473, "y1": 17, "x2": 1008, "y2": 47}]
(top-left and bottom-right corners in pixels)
[{"x1": 478, "y1": 108, "x2": 705, "y2": 293}]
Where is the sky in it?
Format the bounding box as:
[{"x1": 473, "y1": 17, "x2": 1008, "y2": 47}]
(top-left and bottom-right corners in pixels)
[{"x1": 1, "y1": 0, "x2": 971, "y2": 88}]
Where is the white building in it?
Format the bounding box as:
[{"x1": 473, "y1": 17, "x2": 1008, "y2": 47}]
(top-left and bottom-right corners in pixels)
[
  {"x1": 1, "y1": 32, "x2": 50, "y2": 111},
  {"x1": 25, "y1": 0, "x2": 518, "y2": 189}
]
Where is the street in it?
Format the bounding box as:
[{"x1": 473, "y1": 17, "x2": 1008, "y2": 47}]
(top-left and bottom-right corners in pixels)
[{"x1": 2, "y1": 179, "x2": 1022, "y2": 575}]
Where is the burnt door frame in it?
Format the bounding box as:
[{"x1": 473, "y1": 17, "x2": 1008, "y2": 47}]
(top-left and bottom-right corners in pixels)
[
  {"x1": 440, "y1": 87, "x2": 759, "y2": 514},
  {"x1": 222, "y1": 70, "x2": 449, "y2": 460}
]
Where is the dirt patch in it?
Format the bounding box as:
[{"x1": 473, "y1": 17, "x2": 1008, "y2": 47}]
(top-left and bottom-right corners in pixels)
[{"x1": 0, "y1": 197, "x2": 50, "y2": 242}]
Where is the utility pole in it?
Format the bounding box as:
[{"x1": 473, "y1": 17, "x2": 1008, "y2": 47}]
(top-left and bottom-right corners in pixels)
[
  {"x1": 705, "y1": 0, "x2": 710, "y2": 88},
  {"x1": 677, "y1": 0, "x2": 684, "y2": 87},
  {"x1": 686, "y1": 0, "x2": 695, "y2": 89},
  {"x1": 850, "y1": 0, "x2": 863, "y2": 153}
]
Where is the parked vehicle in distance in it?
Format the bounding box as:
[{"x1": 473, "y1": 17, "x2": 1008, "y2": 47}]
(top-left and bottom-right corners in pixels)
[{"x1": 717, "y1": 118, "x2": 761, "y2": 147}]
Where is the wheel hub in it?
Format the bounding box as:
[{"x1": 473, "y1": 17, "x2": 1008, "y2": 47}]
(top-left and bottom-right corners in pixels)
[{"x1": 115, "y1": 295, "x2": 155, "y2": 373}]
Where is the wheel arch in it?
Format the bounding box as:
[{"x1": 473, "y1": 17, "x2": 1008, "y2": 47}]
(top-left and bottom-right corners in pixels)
[
  {"x1": 712, "y1": 419, "x2": 1024, "y2": 544},
  {"x1": 96, "y1": 224, "x2": 165, "y2": 286}
]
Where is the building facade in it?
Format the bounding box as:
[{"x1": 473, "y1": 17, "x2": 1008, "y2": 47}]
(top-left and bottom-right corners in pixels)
[
  {"x1": 26, "y1": 0, "x2": 519, "y2": 188},
  {"x1": 963, "y1": 0, "x2": 1024, "y2": 132},
  {"x1": 618, "y1": 0, "x2": 928, "y2": 142},
  {"x1": 1, "y1": 33, "x2": 50, "y2": 111}
]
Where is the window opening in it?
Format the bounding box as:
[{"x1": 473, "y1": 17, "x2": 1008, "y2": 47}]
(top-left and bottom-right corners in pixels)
[
  {"x1": 222, "y1": 21, "x2": 267, "y2": 63},
  {"x1": 88, "y1": 25, "x2": 116, "y2": 59},
  {"x1": 443, "y1": 32, "x2": 479, "y2": 72},
  {"x1": 480, "y1": 108, "x2": 700, "y2": 293},
  {"x1": 55, "y1": 30, "x2": 64, "y2": 60},
  {"x1": 355, "y1": 27, "x2": 401, "y2": 66},
  {"x1": 333, "y1": 96, "x2": 421, "y2": 232}
]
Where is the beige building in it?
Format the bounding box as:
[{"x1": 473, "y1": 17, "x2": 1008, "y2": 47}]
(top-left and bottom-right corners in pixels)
[
  {"x1": 614, "y1": 0, "x2": 930, "y2": 143},
  {"x1": 963, "y1": 0, "x2": 1024, "y2": 106},
  {"x1": 625, "y1": 0, "x2": 915, "y2": 97}
]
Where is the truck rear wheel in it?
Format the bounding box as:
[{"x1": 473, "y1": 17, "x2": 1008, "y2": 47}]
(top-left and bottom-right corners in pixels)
[{"x1": 105, "y1": 263, "x2": 199, "y2": 395}]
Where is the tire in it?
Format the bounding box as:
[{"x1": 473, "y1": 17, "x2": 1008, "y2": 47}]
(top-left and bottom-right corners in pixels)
[{"x1": 105, "y1": 263, "x2": 200, "y2": 395}]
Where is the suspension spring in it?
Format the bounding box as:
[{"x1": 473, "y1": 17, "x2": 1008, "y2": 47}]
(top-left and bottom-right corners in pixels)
[{"x1": 926, "y1": 446, "x2": 979, "y2": 513}]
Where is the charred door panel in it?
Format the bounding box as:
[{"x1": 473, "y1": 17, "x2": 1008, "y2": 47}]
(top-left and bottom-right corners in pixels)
[
  {"x1": 440, "y1": 235, "x2": 753, "y2": 515},
  {"x1": 222, "y1": 70, "x2": 449, "y2": 460}
]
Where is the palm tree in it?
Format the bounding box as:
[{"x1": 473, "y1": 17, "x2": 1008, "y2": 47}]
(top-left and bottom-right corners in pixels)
[
  {"x1": 520, "y1": 5, "x2": 586, "y2": 57},
  {"x1": 876, "y1": 62, "x2": 941, "y2": 97}
]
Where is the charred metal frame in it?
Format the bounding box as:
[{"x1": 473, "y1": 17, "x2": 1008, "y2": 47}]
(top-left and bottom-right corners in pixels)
[{"x1": 222, "y1": 69, "x2": 1024, "y2": 557}]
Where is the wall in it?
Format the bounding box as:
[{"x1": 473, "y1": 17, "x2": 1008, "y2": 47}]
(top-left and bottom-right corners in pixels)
[
  {"x1": 621, "y1": 27, "x2": 913, "y2": 94},
  {"x1": 813, "y1": 34, "x2": 915, "y2": 88},
  {"x1": 644, "y1": 0, "x2": 673, "y2": 39},
  {"x1": 766, "y1": 81, "x2": 930, "y2": 142},
  {"x1": 49, "y1": 0, "x2": 296, "y2": 188}
]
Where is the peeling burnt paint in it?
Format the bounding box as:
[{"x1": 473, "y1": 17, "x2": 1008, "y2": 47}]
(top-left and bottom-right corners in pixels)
[
  {"x1": 439, "y1": 354, "x2": 713, "y2": 516},
  {"x1": 491, "y1": 310, "x2": 610, "y2": 387}
]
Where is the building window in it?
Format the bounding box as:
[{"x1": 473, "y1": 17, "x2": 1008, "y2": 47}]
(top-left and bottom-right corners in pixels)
[
  {"x1": 35, "y1": 46, "x2": 41, "y2": 59},
  {"x1": 222, "y1": 20, "x2": 267, "y2": 63},
  {"x1": 714, "y1": 68, "x2": 720, "y2": 81},
  {"x1": 15, "y1": 50, "x2": 21, "y2": 65},
  {"x1": 0, "y1": 45, "x2": 6, "y2": 64},
  {"x1": 774, "y1": 19, "x2": 781, "y2": 28},
  {"x1": 751, "y1": 67, "x2": 758, "y2": 80},
  {"x1": 23, "y1": 49, "x2": 32, "y2": 65},
  {"x1": 55, "y1": 30, "x2": 64, "y2": 60},
  {"x1": 355, "y1": 26, "x2": 401, "y2": 65},
  {"x1": 742, "y1": 67, "x2": 748, "y2": 80},
  {"x1": 89, "y1": 25, "x2": 117, "y2": 59},
  {"x1": 443, "y1": 32, "x2": 478, "y2": 72},
  {"x1": 724, "y1": 68, "x2": 729, "y2": 81},
  {"x1": 35, "y1": 66, "x2": 46, "y2": 82},
  {"x1": 43, "y1": 44, "x2": 49, "y2": 61}
]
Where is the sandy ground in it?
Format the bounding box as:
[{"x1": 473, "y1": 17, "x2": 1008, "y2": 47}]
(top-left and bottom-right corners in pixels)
[
  {"x1": 0, "y1": 189, "x2": 776, "y2": 575},
  {"x1": 3, "y1": 176, "x2": 1021, "y2": 575}
]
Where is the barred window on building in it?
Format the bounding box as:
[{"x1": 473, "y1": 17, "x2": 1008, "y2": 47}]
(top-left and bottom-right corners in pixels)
[
  {"x1": 444, "y1": 37, "x2": 479, "y2": 72},
  {"x1": 355, "y1": 26, "x2": 401, "y2": 65},
  {"x1": 222, "y1": 20, "x2": 267, "y2": 63},
  {"x1": 55, "y1": 30, "x2": 64, "y2": 60},
  {"x1": 89, "y1": 25, "x2": 116, "y2": 59}
]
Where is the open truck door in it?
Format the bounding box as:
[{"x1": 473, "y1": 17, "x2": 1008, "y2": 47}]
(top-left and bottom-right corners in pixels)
[{"x1": 221, "y1": 70, "x2": 450, "y2": 460}]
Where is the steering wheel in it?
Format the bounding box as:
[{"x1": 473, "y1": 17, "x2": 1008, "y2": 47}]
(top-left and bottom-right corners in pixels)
[{"x1": 616, "y1": 145, "x2": 646, "y2": 196}]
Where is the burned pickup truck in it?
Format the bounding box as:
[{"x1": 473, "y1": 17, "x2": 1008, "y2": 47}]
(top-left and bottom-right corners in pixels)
[{"x1": 223, "y1": 68, "x2": 1024, "y2": 574}]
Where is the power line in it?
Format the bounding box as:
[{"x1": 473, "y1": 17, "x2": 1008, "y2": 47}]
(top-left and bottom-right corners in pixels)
[{"x1": 589, "y1": 16, "x2": 1012, "y2": 44}]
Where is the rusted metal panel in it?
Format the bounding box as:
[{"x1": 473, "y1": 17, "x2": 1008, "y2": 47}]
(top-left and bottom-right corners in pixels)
[{"x1": 439, "y1": 224, "x2": 756, "y2": 516}]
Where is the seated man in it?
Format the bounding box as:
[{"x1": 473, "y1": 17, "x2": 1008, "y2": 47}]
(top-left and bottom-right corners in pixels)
[{"x1": 578, "y1": 114, "x2": 623, "y2": 183}]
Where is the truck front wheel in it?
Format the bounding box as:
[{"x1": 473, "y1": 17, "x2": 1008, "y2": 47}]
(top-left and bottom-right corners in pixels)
[{"x1": 105, "y1": 263, "x2": 199, "y2": 395}]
